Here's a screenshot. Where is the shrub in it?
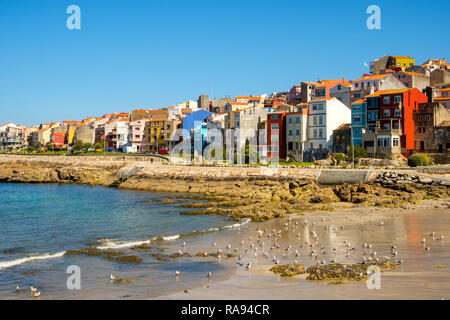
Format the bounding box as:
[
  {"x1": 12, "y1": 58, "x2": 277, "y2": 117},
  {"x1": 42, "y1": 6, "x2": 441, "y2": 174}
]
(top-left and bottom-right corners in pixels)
[
  {"x1": 418, "y1": 154, "x2": 429, "y2": 166},
  {"x1": 94, "y1": 143, "x2": 103, "y2": 150},
  {"x1": 73, "y1": 140, "x2": 83, "y2": 151},
  {"x1": 346, "y1": 146, "x2": 367, "y2": 161},
  {"x1": 82, "y1": 143, "x2": 92, "y2": 150},
  {"x1": 333, "y1": 153, "x2": 346, "y2": 164},
  {"x1": 408, "y1": 154, "x2": 423, "y2": 167}
]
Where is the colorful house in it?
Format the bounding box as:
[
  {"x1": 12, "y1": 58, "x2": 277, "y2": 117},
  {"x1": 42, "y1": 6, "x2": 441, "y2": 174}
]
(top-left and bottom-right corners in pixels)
[
  {"x1": 362, "y1": 88, "x2": 428, "y2": 158},
  {"x1": 351, "y1": 99, "x2": 367, "y2": 147},
  {"x1": 267, "y1": 112, "x2": 287, "y2": 160}
]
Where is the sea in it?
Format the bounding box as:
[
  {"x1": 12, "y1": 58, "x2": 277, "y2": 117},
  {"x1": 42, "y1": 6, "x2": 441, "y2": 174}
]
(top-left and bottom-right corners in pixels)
[{"x1": 0, "y1": 183, "x2": 250, "y2": 299}]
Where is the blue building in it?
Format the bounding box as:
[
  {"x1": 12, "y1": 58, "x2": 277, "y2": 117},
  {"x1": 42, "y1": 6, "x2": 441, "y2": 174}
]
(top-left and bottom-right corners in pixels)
[
  {"x1": 351, "y1": 99, "x2": 367, "y2": 147},
  {"x1": 182, "y1": 110, "x2": 212, "y2": 138}
]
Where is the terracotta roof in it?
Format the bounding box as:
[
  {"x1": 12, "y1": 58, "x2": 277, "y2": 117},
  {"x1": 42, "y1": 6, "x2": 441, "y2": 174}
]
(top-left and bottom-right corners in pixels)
[
  {"x1": 401, "y1": 71, "x2": 427, "y2": 77},
  {"x1": 352, "y1": 99, "x2": 367, "y2": 105},
  {"x1": 236, "y1": 96, "x2": 261, "y2": 100},
  {"x1": 352, "y1": 74, "x2": 388, "y2": 82},
  {"x1": 365, "y1": 88, "x2": 411, "y2": 98},
  {"x1": 434, "y1": 97, "x2": 450, "y2": 101},
  {"x1": 438, "y1": 88, "x2": 450, "y2": 92}
]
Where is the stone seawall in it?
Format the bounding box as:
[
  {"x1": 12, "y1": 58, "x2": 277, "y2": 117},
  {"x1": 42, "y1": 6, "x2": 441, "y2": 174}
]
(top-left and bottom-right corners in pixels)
[{"x1": 1, "y1": 155, "x2": 448, "y2": 221}]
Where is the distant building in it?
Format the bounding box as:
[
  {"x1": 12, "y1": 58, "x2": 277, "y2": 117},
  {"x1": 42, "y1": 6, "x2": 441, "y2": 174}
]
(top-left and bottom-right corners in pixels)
[
  {"x1": 370, "y1": 55, "x2": 415, "y2": 74},
  {"x1": 130, "y1": 109, "x2": 168, "y2": 122},
  {"x1": 351, "y1": 99, "x2": 367, "y2": 147},
  {"x1": 267, "y1": 112, "x2": 287, "y2": 160},
  {"x1": 0, "y1": 123, "x2": 25, "y2": 151},
  {"x1": 197, "y1": 95, "x2": 210, "y2": 111},
  {"x1": 431, "y1": 69, "x2": 450, "y2": 86},
  {"x1": 413, "y1": 102, "x2": 450, "y2": 153},
  {"x1": 305, "y1": 97, "x2": 351, "y2": 152},
  {"x1": 362, "y1": 88, "x2": 428, "y2": 158},
  {"x1": 286, "y1": 106, "x2": 308, "y2": 161},
  {"x1": 332, "y1": 124, "x2": 352, "y2": 154}
]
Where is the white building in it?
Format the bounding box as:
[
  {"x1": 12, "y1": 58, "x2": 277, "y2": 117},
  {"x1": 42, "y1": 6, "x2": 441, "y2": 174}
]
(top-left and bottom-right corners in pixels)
[{"x1": 306, "y1": 97, "x2": 351, "y2": 151}]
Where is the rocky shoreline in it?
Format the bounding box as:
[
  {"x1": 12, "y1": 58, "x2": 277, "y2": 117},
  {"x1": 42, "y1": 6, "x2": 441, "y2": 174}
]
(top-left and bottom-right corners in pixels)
[{"x1": 1, "y1": 155, "x2": 449, "y2": 222}]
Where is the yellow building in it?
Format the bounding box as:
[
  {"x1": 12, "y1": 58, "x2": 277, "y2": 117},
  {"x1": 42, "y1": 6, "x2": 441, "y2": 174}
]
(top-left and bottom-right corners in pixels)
[
  {"x1": 387, "y1": 56, "x2": 415, "y2": 70},
  {"x1": 144, "y1": 119, "x2": 165, "y2": 152}
]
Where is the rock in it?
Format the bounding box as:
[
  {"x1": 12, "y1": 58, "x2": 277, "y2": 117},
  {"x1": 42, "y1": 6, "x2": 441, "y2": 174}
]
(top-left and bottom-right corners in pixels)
[{"x1": 270, "y1": 263, "x2": 306, "y2": 277}]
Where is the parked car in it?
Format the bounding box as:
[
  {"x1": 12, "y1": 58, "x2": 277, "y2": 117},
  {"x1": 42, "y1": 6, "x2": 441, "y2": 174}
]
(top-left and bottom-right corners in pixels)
[{"x1": 158, "y1": 148, "x2": 169, "y2": 154}]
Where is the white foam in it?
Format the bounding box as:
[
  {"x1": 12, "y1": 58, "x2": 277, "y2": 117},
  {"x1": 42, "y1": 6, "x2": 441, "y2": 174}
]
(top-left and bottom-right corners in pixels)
[
  {"x1": 162, "y1": 235, "x2": 180, "y2": 241},
  {"x1": 222, "y1": 218, "x2": 251, "y2": 229},
  {"x1": 96, "y1": 239, "x2": 151, "y2": 250},
  {"x1": 0, "y1": 251, "x2": 66, "y2": 270}
]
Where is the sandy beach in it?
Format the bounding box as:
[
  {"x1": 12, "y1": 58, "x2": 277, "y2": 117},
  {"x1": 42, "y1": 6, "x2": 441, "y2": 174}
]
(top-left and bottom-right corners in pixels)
[{"x1": 157, "y1": 199, "x2": 450, "y2": 300}]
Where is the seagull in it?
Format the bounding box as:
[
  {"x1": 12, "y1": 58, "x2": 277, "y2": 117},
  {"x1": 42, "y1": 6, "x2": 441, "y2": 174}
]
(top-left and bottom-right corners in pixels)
[
  {"x1": 380, "y1": 221, "x2": 384, "y2": 226},
  {"x1": 16, "y1": 285, "x2": 21, "y2": 294},
  {"x1": 175, "y1": 271, "x2": 180, "y2": 276},
  {"x1": 30, "y1": 286, "x2": 38, "y2": 293},
  {"x1": 421, "y1": 238, "x2": 426, "y2": 243},
  {"x1": 32, "y1": 291, "x2": 41, "y2": 298},
  {"x1": 110, "y1": 274, "x2": 116, "y2": 281},
  {"x1": 207, "y1": 272, "x2": 212, "y2": 279},
  {"x1": 182, "y1": 242, "x2": 186, "y2": 247},
  {"x1": 246, "y1": 262, "x2": 252, "y2": 270}
]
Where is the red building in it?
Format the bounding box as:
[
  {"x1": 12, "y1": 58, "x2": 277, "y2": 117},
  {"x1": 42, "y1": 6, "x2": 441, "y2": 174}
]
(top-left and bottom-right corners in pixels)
[
  {"x1": 364, "y1": 88, "x2": 428, "y2": 157},
  {"x1": 51, "y1": 132, "x2": 67, "y2": 147},
  {"x1": 267, "y1": 112, "x2": 287, "y2": 160}
]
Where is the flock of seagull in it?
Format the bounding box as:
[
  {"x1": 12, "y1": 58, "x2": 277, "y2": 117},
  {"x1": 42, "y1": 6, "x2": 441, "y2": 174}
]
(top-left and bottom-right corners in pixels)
[
  {"x1": 16, "y1": 215, "x2": 445, "y2": 298},
  {"x1": 161, "y1": 216, "x2": 445, "y2": 279}
]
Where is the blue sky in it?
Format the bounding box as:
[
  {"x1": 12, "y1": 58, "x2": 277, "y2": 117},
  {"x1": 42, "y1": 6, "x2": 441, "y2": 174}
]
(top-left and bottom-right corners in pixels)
[{"x1": 1, "y1": 0, "x2": 449, "y2": 126}]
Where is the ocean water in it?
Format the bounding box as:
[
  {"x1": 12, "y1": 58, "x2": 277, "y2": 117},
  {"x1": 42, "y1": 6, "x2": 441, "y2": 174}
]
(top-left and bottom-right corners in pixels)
[{"x1": 0, "y1": 183, "x2": 248, "y2": 299}]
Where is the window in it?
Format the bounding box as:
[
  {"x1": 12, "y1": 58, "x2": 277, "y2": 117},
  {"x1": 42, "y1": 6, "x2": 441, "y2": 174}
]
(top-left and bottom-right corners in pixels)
[
  {"x1": 394, "y1": 109, "x2": 401, "y2": 117},
  {"x1": 384, "y1": 96, "x2": 391, "y2": 104},
  {"x1": 296, "y1": 129, "x2": 300, "y2": 135},
  {"x1": 288, "y1": 118, "x2": 293, "y2": 124},
  {"x1": 271, "y1": 115, "x2": 280, "y2": 120},
  {"x1": 354, "y1": 93, "x2": 361, "y2": 98},
  {"x1": 355, "y1": 83, "x2": 359, "y2": 88},
  {"x1": 288, "y1": 130, "x2": 293, "y2": 136},
  {"x1": 395, "y1": 96, "x2": 401, "y2": 103},
  {"x1": 393, "y1": 137, "x2": 399, "y2": 147},
  {"x1": 313, "y1": 129, "x2": 318, "y2": 138},
  {"x1": 354, "y1": 116, "x2": 361, "y2": 122},
  {"x1": 271, "y1": 123, "x2": 279, "y2": 130},
  {"x1": 425, "y1": 115, "x2": 431, "y2": 121},
  {"x1": 319, "y1": 116, "x2": 323, "y2": 125},
  {"x1": 312, "y1": 105, "x2": 318, "y2": 111},
  {"x1": 318, "y1": 129, "x2": 323, "y2": 138},
  {"x1": 296, "y1": 117, "x2": 300, "y2": 123},
  {"x1": 383, "y1": 109, "x2": 390, "y2": 117},
  {"x1": 313, "y1": 117, "x2": 317, "y2": 125}
]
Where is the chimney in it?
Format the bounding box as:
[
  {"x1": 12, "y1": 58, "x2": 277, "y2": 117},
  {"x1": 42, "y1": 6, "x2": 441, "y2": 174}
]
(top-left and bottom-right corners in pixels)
[{"x1": 425, "y1": 86, "x2": 435, "y2": 103}]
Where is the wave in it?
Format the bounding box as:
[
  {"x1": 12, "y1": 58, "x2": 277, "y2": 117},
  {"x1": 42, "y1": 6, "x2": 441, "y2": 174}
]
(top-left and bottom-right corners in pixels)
[
  {"x1": 0, "y1": 219, "x2": 253, "y2": 270},
  {"x1": 222, "y1": 218, "x2": 251, "y2": 229},
  {"x1": 0, "y1": 251, "x2": 66, "y2": 270},
  {"x1": 161, "y1": 235, "x2": 180, "y2": 241},
  {"x1": 96, "y1": 239, "x2": 151, "y2": 250}
]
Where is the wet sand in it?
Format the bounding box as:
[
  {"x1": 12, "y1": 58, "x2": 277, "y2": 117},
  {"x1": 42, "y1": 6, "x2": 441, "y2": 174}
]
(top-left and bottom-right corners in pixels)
[{"x1": 156, "y1": 199, "x2": 450, "y2": 300}]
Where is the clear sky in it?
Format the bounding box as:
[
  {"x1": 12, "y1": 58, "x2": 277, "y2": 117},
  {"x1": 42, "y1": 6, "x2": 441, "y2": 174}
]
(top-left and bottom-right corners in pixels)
[{"x1": 1, "y1": 0, "x2": 449, "y2": 126}]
